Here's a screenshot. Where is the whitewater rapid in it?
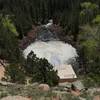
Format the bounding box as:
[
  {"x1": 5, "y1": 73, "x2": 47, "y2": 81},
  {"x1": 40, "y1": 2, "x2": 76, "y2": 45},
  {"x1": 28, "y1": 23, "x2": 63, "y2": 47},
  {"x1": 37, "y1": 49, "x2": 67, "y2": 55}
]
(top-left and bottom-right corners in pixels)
[{"x1": 23, "y1": 41, "x2": 78, "y2": 67}]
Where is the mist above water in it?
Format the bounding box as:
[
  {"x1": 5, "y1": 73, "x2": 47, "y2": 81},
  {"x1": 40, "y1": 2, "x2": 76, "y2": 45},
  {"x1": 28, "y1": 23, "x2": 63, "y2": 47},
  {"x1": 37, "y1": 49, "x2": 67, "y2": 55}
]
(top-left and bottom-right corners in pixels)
[{"x1": 23, "y1": 40, "x2": 78, "y2": 67}]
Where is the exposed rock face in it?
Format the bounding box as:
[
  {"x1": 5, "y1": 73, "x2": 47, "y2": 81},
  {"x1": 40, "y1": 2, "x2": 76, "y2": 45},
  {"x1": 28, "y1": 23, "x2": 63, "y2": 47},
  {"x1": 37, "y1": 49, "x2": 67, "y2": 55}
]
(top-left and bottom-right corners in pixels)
[
  {"x1": 38, "y1": 84, "x2": 50, "y2": 91},
  {"x1": 19, "y1": 37, "x2": 35, "y2": 50},
  {"x1": 19, "y1": 23, "x2": 68, "y2": 49},
  {"x1": 93, "y1": 95, "x2": 100, "y2": 100},
  {"x1": 19, "y1": 25, "x2": 37, "y2": 50},
  {"x1": 0, "y1": 66, "x2": 5, "y2": 80},
  {"x1": 0, "y1": 60, "x2": 5, "y2": 80},
  {"x1": 37, "y1": 27, "x2": 58, "y2": 41},
  {"x1": 1, "y1": 96, "x2": 30, "y2": 100}
]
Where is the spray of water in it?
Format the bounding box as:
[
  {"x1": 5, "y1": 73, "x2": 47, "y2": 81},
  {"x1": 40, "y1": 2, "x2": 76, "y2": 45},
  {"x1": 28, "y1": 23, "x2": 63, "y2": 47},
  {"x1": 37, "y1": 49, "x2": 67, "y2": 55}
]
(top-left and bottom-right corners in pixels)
[{"x1": 23, "y1": 40, "x2": 78, "y2": 67}]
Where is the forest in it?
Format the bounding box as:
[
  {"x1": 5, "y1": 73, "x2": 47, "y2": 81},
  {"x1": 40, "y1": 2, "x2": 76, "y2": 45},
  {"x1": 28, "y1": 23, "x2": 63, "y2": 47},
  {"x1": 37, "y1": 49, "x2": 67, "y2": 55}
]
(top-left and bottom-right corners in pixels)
[{"x1": 0, "y1": 0, "x2": 100, "y2": 98}]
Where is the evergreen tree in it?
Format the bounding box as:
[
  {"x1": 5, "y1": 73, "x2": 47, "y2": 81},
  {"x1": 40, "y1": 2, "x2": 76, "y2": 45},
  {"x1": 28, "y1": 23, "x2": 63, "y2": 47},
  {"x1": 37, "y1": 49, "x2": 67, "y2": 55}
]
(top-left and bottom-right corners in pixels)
[
  {"x1": 25, "y1": 51, "x2": 59, "y2": 86},
  {"x1": 0, "y1": 15, "x2": 23, "y2": 63}
]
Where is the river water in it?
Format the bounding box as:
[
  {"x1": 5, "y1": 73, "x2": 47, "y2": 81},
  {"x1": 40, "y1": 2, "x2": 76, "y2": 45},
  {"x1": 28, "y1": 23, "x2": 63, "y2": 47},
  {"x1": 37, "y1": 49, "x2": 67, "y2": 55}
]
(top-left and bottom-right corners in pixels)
[{"x1": 23, "y1": 40, "x2": 78, "y2": 67}]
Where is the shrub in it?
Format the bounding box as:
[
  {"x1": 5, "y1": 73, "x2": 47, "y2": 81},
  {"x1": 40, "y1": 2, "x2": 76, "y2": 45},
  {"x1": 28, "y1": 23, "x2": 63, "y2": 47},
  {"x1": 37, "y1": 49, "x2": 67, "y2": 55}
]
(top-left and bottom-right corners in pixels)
[{"x1": 6, "y1": 64, "x2": 25, "y2": 84}]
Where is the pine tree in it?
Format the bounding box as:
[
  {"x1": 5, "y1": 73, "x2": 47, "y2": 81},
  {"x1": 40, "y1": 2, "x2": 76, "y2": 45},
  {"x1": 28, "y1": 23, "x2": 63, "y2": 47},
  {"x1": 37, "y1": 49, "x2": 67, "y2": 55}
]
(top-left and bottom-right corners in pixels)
[
  {"x1": 25, "y1": 51, "x2": 59, "y2": 86},
  {"x1": 0, "y1": 15, "x2": 22, "y2": 63}
]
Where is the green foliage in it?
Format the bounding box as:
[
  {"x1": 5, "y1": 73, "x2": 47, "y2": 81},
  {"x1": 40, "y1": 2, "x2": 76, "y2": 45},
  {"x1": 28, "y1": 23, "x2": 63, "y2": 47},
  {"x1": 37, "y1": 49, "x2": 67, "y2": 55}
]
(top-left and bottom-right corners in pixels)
[
  {"x1": 6, "y1": 64, "x2": 25, "y2": 84},
  {"x1": 81, "y1": 2, "x2": 98, "y2": 9},
  {"x1": 82, "y1": 40, "x2": 97, "y2": 58},
  {"x1": 0, "y1": 15, "x2": 23, "y2": 63},
  {"x1": 80, "y1": 2, "x2": 99, "y2": 24},
  {"x1": 0, "y1": 0, "x2": 81, "y2": 39},
  {"x1": 0, "y1": 92, "x2": 8, "y2": 98},
  {"x1": 25, "y1": 51, "x2": 59, "y2": 86},
  {"x1": 93, "y1": 15, "x2": 100, "y2": 24},
  {"x1": 0, "y1": 15, "x2": 26, "y2": 84},
  {"x1": 79, "y1": 24, "x2": 100, "y2": 74},
  {"x1": 82, "y1": 74, "x2": 100, "y2": 88},
  {"x1": 1, "y1": 15, "x2": 18, "y2": 36},
  {"x1": 0, "y1": 0, "x2": 100, "y2": 88}
]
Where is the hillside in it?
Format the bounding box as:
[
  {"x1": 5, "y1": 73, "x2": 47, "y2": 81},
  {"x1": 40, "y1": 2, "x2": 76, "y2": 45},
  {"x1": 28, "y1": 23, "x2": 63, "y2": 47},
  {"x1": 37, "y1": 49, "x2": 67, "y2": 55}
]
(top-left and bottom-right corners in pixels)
[{"x1": 0, "y1": 0, "x2": 100, "y2": 99}]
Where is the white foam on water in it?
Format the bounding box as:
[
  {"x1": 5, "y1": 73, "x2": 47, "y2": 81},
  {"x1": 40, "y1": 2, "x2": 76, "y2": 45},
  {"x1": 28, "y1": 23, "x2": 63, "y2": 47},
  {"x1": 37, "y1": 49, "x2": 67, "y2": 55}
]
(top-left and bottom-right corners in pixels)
[{"x1": 23, "y1": 41, "x2": 78, "y2": 66}]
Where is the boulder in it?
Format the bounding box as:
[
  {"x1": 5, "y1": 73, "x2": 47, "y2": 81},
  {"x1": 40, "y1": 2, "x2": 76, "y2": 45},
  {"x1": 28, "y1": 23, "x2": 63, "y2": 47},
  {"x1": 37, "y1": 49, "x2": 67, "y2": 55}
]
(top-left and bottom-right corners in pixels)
[
  {"x1": 93, "y1": 95, "x2": 100, "y2": 100},
  {"x1": 38, "y1": 84, "x2": 50, "y2": 91},
  {"x1": 72, "y1": 80, "x2": 84, "y2": 90},
  {"x1": 52, "y1": 95, "x2": 61, "y2": 100},
  {"x1": 1, "y1": 96, "x2": 30, "y2": 100}
]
